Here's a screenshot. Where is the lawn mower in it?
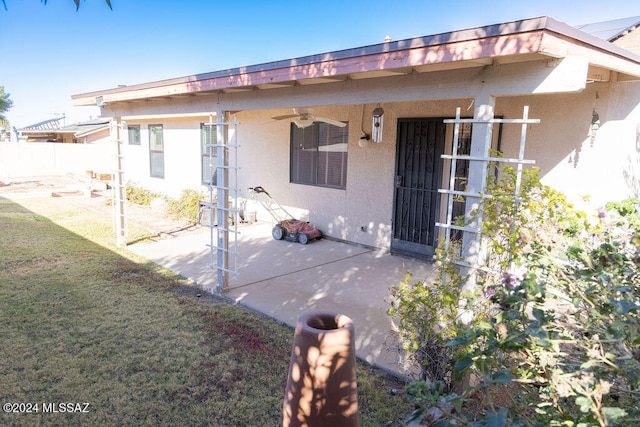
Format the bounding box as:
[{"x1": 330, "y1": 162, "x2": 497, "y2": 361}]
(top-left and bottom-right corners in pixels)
[{"x1": 248, "y1": 186, "x2": 322, "y2": 244}]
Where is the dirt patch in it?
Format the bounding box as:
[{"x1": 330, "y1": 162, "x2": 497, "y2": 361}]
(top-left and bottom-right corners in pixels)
[
  {"x1": 171, "y1": 283, "x2": 224, "y2": 305},
  {"x1": 0, "y1": 175, "x2": 200, "y2": 238},
  {"x1": 52, "y1": 190, "x2": 85, "y2": 197},
  {"x1": 0, "y1": 175, "x2": 83, "y2": 195}
]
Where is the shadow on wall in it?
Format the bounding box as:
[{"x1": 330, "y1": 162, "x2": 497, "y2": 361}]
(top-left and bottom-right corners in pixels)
[{"x1": 623, "y1": 126, "x2": 640, "y2": 197}]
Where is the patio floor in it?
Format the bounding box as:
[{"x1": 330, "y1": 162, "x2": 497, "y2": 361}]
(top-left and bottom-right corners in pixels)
[{"x1": 127, "y1": 221, "x2": 437, "y2": 377}]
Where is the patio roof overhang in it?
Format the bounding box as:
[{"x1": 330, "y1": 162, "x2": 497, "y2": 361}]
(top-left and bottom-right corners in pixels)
[{"x1": 72, "y1": 16, "x2": 640, "y2": 110}]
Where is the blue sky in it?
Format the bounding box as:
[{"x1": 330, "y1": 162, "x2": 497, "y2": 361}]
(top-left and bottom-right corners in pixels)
[{"x1": 1, "y1": 0, "x2": 639, "y2": 128}]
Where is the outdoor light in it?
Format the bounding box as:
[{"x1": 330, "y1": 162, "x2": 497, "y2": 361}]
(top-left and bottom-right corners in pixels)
[
  {"x1": 590, "y1": 108, "x2": 600, "y2": 144},
  {"x1": 372, "y1": 107, "x2": 384, "y2": 143},
  {"x1": 293, "y1": 118, "x2": 314, "y2": 129},
  {"x1": 358, "y1": 133, "x2": 370, "y2": 148},
  {"x1": 591, "y1": 109, "x2": 600, "y2": 129}
]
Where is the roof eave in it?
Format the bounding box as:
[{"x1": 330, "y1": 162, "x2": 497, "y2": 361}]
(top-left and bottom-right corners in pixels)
[
  {"x1": 74, "y1": 125, "x2": 110, "y2": 137},
  {"x1": 71, "y1": 16, "x2": 640, "y2": 107}
]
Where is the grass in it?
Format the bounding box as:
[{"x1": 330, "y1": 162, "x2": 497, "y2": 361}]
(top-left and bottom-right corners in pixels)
[{"x1": 0, "y1": 196, "x2": 408, "y2": 426}]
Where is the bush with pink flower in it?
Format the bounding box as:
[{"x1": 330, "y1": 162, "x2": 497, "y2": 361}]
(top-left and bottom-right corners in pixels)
[{"x1": 389, "y1": 166, "x2": 639, "y2": 426}]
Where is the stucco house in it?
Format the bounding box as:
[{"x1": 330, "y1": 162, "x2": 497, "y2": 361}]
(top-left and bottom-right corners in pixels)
[{"x1": 72, "y1": 16, "x2": 640, "y2": 289}]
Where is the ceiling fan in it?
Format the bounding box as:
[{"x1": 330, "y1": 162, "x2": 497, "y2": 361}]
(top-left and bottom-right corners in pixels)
[{"x1": 271, "y1": 108, "x2": 346, "y2": 128}]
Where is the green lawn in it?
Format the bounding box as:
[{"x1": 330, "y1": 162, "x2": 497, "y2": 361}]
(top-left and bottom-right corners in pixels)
[{"x1": 0, "y1": 197, "x2": 408, "y2": 426}]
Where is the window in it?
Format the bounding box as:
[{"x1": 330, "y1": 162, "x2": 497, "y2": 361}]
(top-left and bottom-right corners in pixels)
[
  {"x1": 201, "y1": 123, "x2": 217, "y2": 185},
  {"x1": 128, "y1": 125, "x2": 140, "y2": 145},
  {"x1": 149, "y1": 124, "x2": 164, "y2": 178},
  {"x1": 290, "y1": 122, "x2": 348, "y2": 189}
]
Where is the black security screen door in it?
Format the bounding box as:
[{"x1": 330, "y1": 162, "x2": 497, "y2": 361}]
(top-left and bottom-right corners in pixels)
[{"x1": 391, "y1": 118, "x2": 445, "y2": 259}]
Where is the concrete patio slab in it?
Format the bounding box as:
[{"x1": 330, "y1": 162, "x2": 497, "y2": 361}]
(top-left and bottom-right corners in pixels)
[{"x1": 128, "y1": 221, "x2": 437, "y2": 377}]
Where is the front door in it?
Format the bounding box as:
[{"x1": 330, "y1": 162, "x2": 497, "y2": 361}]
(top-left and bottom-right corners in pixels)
[{"x1": 391, "y1": 118, "x2": 445, "y2": 259}]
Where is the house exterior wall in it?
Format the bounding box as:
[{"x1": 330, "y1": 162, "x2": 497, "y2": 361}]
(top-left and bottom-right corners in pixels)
[
  {"x1": 237, "y1": 105, "x2": 399, "y2": 249},
  {"x1": 61, "y1": 133, "x2": 78, "y2": 143},
  {"x1": 2, "y1": 82, "x2": 635, "y2": 250},
  {"x1": 104, "y1": 79, "x2": 639, "y2": 250},
  {"x1": 232, "y1": 101, "x2": 470, "y2": 249},
  {"x1": 248, "y1": 87, "x2": 638, "y2": 249},
  {"x1": 84, "y1": 128, "x2": 111, "y2": 144},
  {"x1": 121, "y1": 117, "x2": 209, "y2": 198},
  {"x1": 496, "y1": 82, "x2": 640, "y2": 211}
]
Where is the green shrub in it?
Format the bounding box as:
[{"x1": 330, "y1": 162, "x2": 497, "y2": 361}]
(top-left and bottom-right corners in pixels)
[
  {"x1": 388, "y1": 243, "x2": 464, "y2": 387},
  {"x1": 606, "y1": 197, "x2": 640, "y2": 232},
  {"x1": 391, "y1": 165, "x2": 640, "y2": 426},
  {"x1": 126, "y1": 182, "x2": 162, "y2": 206},
  {"x1": 124, "y1": 183, "x2": 206, "y2": 225},
  {"x1": 166, "y1": 188, "x2": 207, "y2": 224}
]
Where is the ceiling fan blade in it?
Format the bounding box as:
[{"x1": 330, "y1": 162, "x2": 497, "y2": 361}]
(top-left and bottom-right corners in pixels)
[
  {"x1": 271, "y1": 108, "x2": 345, "y2": 128},
  {"x1": 271, "y1": 114, "x2": 299, "y2": 120},
  {"x1": 314, "y1": 116, "x2": 347, "y2": 127}
]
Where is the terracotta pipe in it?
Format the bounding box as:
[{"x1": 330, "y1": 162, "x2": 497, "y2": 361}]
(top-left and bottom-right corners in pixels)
[{"x1": 282, "y1": 312, "x2": 359, "y2": 427}]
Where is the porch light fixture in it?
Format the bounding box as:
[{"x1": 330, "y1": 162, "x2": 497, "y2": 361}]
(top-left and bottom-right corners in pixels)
[
  {"x1": 372, "y1": 106, "x2": 384, "y2": 143},
  {"x1": 591, "y1": 109, "x2": 600, "y2": 129},
  {"x1": 589, "y1": 108, "x2": 600, "y2": 144},
  {"x1": 358, "y1": 134, "x2": 370, "y2": 148}
]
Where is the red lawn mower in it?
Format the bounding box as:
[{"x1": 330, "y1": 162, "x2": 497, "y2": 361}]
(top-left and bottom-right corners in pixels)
[{"x1": 249, "y1": 186, "x2": 322, "y2": 244}]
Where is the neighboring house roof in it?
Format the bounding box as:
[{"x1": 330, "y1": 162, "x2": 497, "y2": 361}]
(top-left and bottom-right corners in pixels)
[
  {"x1": 19, "y1": 118, "x2": 110, "y2": 138},
  {"x1": 57, "y1": 118, "x2": 111, "y2": 138},
  {"x1": 20, "y1": 116, "x2": 65, "y2": 131},
  {"x1": 72, "y1": 16, "x2": 640, "y2": 109},
  {"x1": 576, "y1": 16, "x2": 640, "y2": 42}
]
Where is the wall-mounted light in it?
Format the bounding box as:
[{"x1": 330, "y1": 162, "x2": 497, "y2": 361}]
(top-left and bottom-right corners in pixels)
[
  {"x1": 589, "y1": 108, "x2": 600, "y2": 144},
  {"x1": 372, "y1": 106, "x2": 384, "y2": 143},
  {"x1": 591, "y1": 109, "x2": 600, "y2": 129},
  {"x1": 358, "y1": 134, "x2": 370, "y2": 148}
]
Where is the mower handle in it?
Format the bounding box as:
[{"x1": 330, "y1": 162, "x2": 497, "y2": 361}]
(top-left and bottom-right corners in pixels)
[{"x1": 248, "y1": 186, "x2": 271, "y2": 198}]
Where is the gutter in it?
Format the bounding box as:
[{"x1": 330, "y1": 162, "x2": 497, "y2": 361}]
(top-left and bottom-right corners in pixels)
[{"x1": 71, "y1": 16, "x2": 640, "y2": 107}]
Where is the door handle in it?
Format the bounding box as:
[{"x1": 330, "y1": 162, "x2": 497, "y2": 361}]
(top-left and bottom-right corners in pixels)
[{"x1": 395, "y1": 176, "x2": 403, "y2": 188}]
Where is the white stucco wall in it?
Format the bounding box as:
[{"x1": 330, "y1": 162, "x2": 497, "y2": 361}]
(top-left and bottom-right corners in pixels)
[
  {"x1": 87, "y1": 77, "x2": 640, "y2": 251},
  {"x1": 0, "y1": 142, "x2": 113, "y2": 179},
  {"x1": 84, "y1": 128, "x2": 111, "y2": 145},
  {"x1": 122, "y1": 117, "x2": 209, "y2": 199},
  {"x1": 496, "y1": 82, "x2": 640, "y2": 211},
  {"x1": 235, "y1": 102, "x2": 471, "y2": 249},
  {"x1": 235, "y1": 106, "x2": 397, "y2": 248},
  {"x1": 238, "y1": 87, "x2": 639, "y2": 248}
]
